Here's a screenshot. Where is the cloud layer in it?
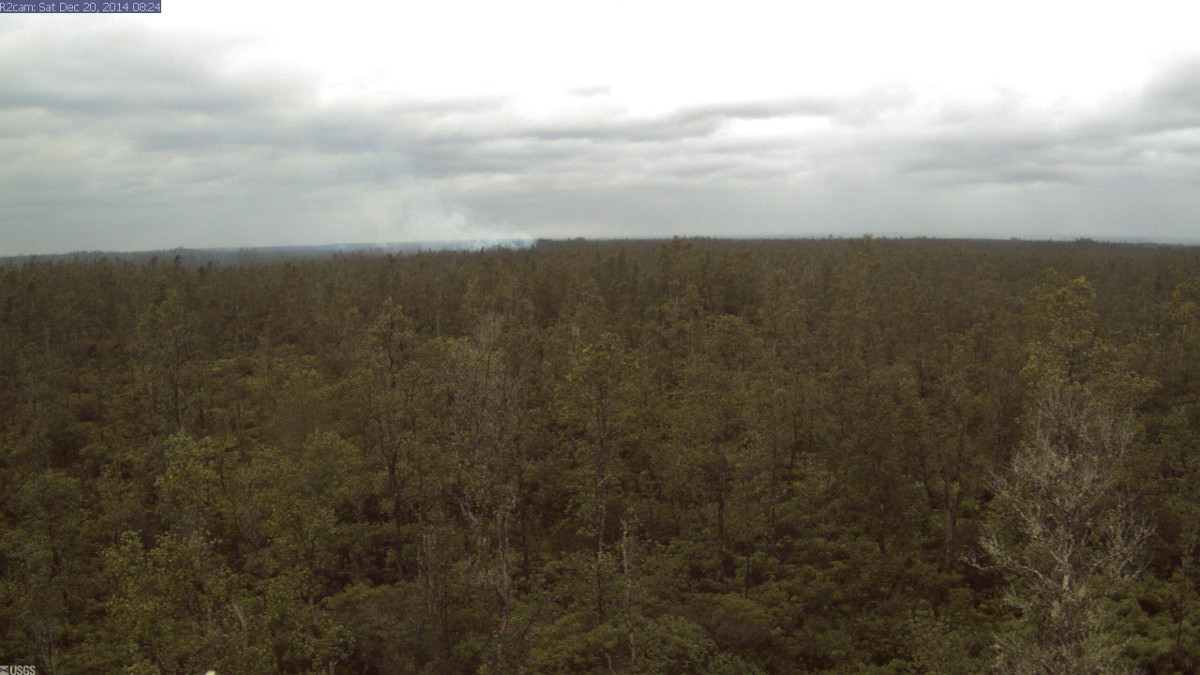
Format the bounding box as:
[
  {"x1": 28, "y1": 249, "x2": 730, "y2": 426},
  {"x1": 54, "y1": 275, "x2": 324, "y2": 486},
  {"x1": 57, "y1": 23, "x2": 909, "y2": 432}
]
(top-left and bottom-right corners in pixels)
[{"x1": 2, "y1": 14, "x2": 1199, "y2": 255}]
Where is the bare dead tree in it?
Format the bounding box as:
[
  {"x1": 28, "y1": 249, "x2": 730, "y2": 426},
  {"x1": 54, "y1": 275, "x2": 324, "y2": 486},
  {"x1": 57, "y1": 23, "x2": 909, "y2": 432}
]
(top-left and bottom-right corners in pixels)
[
  {"x1": 620, "y1": 519, "x2": 637, "y2": 673},
  {"x1": 980, "y1": 380, "x2": 1151, "y2": 674}
]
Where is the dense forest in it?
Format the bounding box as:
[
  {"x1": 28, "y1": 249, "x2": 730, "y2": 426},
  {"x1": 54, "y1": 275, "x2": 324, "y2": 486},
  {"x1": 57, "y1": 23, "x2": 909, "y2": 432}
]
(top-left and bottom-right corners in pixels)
[{"x1": 2, "y1": 237, "x2": 1200, "y2": 674}]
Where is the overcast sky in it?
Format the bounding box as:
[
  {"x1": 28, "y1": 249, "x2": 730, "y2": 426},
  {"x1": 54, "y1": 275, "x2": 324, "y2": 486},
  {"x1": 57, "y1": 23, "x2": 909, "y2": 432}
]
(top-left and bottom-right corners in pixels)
[{"x1": 2, "y1": 1, "x2": 1199, "y2": 255}]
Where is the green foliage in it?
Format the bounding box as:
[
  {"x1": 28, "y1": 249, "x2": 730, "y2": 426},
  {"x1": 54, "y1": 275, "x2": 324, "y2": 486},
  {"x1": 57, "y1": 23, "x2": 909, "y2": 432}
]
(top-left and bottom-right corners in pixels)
[{"x1": 2, "y1": 239, "x2": 1200, "y2": 672}]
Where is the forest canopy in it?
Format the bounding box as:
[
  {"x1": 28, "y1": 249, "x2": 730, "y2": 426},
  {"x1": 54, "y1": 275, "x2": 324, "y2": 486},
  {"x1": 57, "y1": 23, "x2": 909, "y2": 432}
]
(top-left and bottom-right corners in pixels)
[{"x1": 2, "y1": 237, "x2": 1200, "y2": 673}]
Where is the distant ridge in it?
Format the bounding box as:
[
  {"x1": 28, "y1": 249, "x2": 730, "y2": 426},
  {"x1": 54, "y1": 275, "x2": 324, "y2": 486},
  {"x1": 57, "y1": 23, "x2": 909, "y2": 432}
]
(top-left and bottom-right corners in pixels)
[
  {"x1": 0, "y1": 238, "x2": 536, "y2": 266},
  {"x1": 6, "y1": 236, "x2": 1198, "y2": 267}
]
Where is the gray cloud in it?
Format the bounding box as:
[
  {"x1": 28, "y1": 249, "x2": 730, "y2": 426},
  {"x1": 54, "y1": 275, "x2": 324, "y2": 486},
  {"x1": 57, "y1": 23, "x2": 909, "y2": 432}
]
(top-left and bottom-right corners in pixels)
[
  {"x1": 1140, "y1": 59, "x2": 1200, "y2": 131},
  {"x1": 2, "y1": 19, "x2": 1199, "y2": 256},
  {"x1": 426, "y1": 75, "x2": 1200, "y2": 242},
  {"x1": 1, "y1": 22, "x2": 312, "y2": 116},
  {"x1": 0, "y1": 21, "x2": 516, "y2": 254}
]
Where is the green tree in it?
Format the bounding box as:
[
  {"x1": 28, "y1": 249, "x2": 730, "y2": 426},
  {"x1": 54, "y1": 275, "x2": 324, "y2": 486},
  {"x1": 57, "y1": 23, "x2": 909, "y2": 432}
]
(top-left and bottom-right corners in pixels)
[
  {"x1": 133, "y1": 288, "x2": 199, "y2": 433},
  {"x1": 556, "y1": 332, "x2": 643, "y2": 621}
]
